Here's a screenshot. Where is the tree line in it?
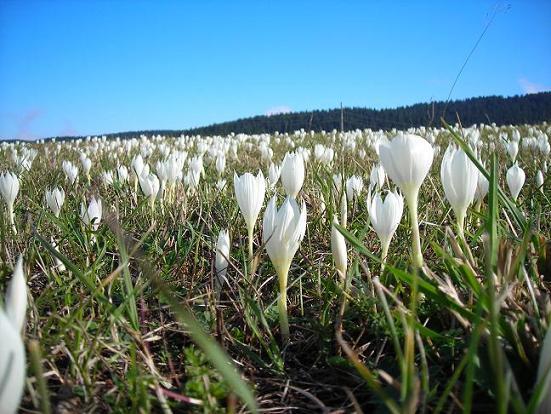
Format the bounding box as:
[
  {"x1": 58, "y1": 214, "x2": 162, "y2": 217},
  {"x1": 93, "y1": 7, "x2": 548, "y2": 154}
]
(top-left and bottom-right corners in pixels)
[{"x1": 48, "y1": 92, "x2": 551, "y2": 141}]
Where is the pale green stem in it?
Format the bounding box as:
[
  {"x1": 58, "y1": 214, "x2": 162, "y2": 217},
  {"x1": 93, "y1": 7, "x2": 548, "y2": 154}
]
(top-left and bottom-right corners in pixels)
[
  {"x1": 247, "y1": 226, "x2": 254, "y2": 261},
  {"x1": 380, "y1": 239, "x2": 390, "y2": 274},
  {"x1": 405, "y1": 190, "x2": 423, "y2": 268},
  {"x1": 456, "y1": 209, "x2": 466, "y2": 243},
  {"x1": 133, "y1": 176, "x2": 139, "y2": 201},
  {"x1": 8, "y1": 204, "x2": 16, "y2": 235},
  {"x1": 277, "y1": 265, "x2": 290, "y2": 343},
  {"x1": 149, "y1": 196, "x2": 155, "y2": 214}
]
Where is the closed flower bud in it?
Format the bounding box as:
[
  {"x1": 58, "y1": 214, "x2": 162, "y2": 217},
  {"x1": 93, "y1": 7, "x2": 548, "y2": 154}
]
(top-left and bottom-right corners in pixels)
[
  {"x1": 45, "y1": 187, "x2": 65, "y2": 218},
  {"x1": 440, "y1": 145, "x2": 478, "y2": 236},
  {"x1": 0, "y1": 171, "x2": 20, "y2": 234},
  {"x1": 5, "y1": 256, "x2": 27, "y2": 333},
  {"x1": 81, "y1": 197, "x2": 102, "y2": 231},
  {"x1": 506, "y1": 163, "x2": 525, "y2": 201},
  {"x1": 331, "y1": 217, "x2": 347, "y2": 281},
  {"x1": 234, "y1": 170, "x2": 266, "y2": 257},
  {"x1": 369, "y1": 190, "x2": 404, "y2": 267},
  {"x1": 215, "y1": 229, "x2": 230, "y2": 292},
  {"x1": 280, "y1": 151, "x2": 305, "y2": 198}
]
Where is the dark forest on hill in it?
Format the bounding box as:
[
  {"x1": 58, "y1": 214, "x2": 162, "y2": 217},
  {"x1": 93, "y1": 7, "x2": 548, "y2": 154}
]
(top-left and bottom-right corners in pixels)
[{"x1": 49, "y1": 92, "x2": 551, "y2": 140}]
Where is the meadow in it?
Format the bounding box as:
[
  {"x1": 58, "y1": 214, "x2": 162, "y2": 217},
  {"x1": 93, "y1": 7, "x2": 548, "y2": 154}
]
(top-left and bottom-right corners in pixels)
[{"x1": 0, "y1": 122, "x2": 550, "y2": 413}]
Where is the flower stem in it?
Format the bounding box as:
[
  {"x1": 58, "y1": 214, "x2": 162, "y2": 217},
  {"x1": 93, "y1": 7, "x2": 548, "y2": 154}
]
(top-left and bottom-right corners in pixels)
[
  {"x1": 8, "y1": 205, "x2": 16, "y2": 235},
  {"x1": 278, "y1": 268, "x2": 290, "y2": 343},
  {"x1": 247, "y1": 227, "x2": 254, "y2": 261},
  {"x1": 380, "y1": 239, "x2": 390, "y2": 274},
  {"x1": 456, "y1": 209, "x2": 466, "y2": 243},
  {"x1": 405, "y1": 190, "x2": 422, "y2": 268}
]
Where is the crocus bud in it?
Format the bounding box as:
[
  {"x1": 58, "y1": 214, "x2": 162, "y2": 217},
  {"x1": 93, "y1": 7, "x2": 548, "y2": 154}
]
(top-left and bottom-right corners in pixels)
[
  {"x1": 81, "y1": 197, "x2": 103, "y2": 231},
  {"x1": 0, "y1": 171, "x2": 20, "y2": 234},
  {"x1": 506, "y1": 140, "x2": 519, "y2": 163},
  {"x1": 5, "y1": 256, "x2": 27, "y2": 333},
  {"x1": 536, "y1": 170, "x2": 544, "y2": 192},
  {"x1": 216, "y1": 179, "x2": 227, "y2": 191},
  {"x1": 62, "y1": 160, "x2": 79, "y2": 185},
  {"x1": 331, "y1": 217, "x2": 347, "y2": 282},
  {"x1": 280, "y1": 151, "x2": 305, "y2": 198},
  {"x1": 45, "y1": 187, "x2": 65, "y2": 218},
  {"x1": 81, "y1": 157, "x2": 92, "y2": 180},
  {"x1": 118, "y1": 165, "x2": 129, "y2": 183},
  {"x1": 474, "y1": 168, "x2": 489, "y2": 202},
  {"x1": 234, "y1": 170, "x2": 266, "y2": 258},
  {"x1": 346, "y1": 176, "x2": 364, "y2": 202},
  {"x1": 139, "y1": 173, "x2": 160, "y2": 211},
  {"x1": 132, "y1": 155, "x2": 144, "y2": 177},
  {"x1": 440, "y1": 145, "x2": 478, "y2": 237},
  {"x1": 267, "y1": 163, "x2": 281, "y2": 189},
  {"x1": 506, "y1": 163, "x2": 525, "y2": 201},
  {"x1": 215, "y1": 229, "x2": 230, "y2": 295},
  {"x1": 370, "y1": 163, "x2": 386, "y2": 190},
  {"x1": 369, "y1": 190, "x2": 404, "y2": 268},
  {"x1": 215, "y1": 154, "x2": 226, "y2": 176}
]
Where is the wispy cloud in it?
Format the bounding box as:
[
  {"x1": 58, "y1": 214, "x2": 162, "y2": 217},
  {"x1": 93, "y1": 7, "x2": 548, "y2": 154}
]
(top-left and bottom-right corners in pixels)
[
  {"x1": 265, "y1": 105, "x2": 292, "y2": 116},
  {"x1": 12, "y1": 108, "x2": 44, "y2": 141},
  {"x1": 518, "y1": 77, "x2": 549, "y2": 94}
]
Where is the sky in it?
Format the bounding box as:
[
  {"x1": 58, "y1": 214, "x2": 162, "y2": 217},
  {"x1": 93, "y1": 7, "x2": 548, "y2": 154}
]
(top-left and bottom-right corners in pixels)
[{"x1": 0, "y1": 0, "x2": 550, "y2": 139}]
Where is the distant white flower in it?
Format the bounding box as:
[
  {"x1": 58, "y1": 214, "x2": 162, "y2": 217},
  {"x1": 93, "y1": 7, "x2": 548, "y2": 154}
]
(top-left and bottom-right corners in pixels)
[
  {"x1": 370, "y1": 163, "x2": 386, "y2": 190},
  {"x1": 0, "y1": 171, "x2": 20, "y2": 234},
  {"x1": 139, "y1": 173, "x2": 160, "y2": 210},
  {"x1": 45, "y1": 187, "x2": 65, "y2": 218},
  {"x1": 215, "y1": 229, "x2": 230, "y2": 292},
  {"x1": 101, "y1": 170, "x2": 114, "y2": 186},
  {"x1": 81, "y1": 197, "x2": 102, "y2": 231},
  {"x1": 506, "y1": 163, "x2": 525, "y2": 201},
  {"x1": 132, "y1": 154, "x2": 144, "y2": 177},
  {"x1": 369, "y1": 190, "x2": 404, "y2": 266},
  {"x1": 280, "y1": 152, "x2": 305, "y2": 198},
  {"x1": 474, "y1": 168, "x2": 489, "y2": 202},
  {"x1": 215, "y1": 154, "x2": 226, "y2": 176},
  {"x1": 331, "y1": 217, "x2": 347, "y2": 281},
  {"x1": 62, "y1": 160, "x2": 79, "y2": 185},
  {"x1": 216, "y1": 179, "x2": 227, "y2": 191},
  {"x1": 118, "y1": 165, "x2": 129, "y2": 183},
  {"x1": 346, "y1": 176, "x2": 364, "y2": 202},
  {"x1": 267, "y1": 163, "x2": 281, "y2": 189},
  {"x1": 536, "y1": 170, "x2": 544, "y2": 192}
]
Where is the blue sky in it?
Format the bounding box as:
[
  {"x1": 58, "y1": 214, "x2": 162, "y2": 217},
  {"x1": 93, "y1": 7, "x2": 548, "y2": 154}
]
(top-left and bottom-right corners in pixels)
[{"x1": 0, "y1": 0, "x2": 550, "y2": 139}]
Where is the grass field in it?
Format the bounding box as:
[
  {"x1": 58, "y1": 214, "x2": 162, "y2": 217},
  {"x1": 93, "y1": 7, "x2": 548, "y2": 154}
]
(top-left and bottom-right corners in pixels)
[{"x1": 1, "y1": 122, "x2": 550, "y2": 413}]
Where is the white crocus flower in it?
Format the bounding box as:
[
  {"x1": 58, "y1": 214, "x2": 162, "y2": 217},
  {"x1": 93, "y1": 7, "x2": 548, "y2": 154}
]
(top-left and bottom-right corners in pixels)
[
  {"x1": 440, "y1": 145, "x2": 478, "y2": 239},
  {"x1": 45, "y1": 187, "x2": 65, "y2": 218},
  {"x1": 262, "y1": 196, "x2": 306, "y2": 342},
  {"x1": 0, "y1": 172, "x2": 20, "y2": 234},
  {"x1": 234, "y1": 170, "x2": 266, "y2": 259},
  {"x1": 506, "y1": 163, "x2": 525, "y2": 201},
  {"x1": 378, "y1": 134, "x2": 433, "y2": 267},
  {"x1": 280, "y1": 151, "x2": 305, "y2": 198},
  {"x1": 369, "y1": 190, "x2": 404, "y2": 270}
]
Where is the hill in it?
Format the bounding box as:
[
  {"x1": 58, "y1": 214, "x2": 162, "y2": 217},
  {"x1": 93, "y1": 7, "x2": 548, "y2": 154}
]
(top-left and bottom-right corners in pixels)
[{"x1": 47, "y1": 92, "x2": 551, "y2": 140}]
